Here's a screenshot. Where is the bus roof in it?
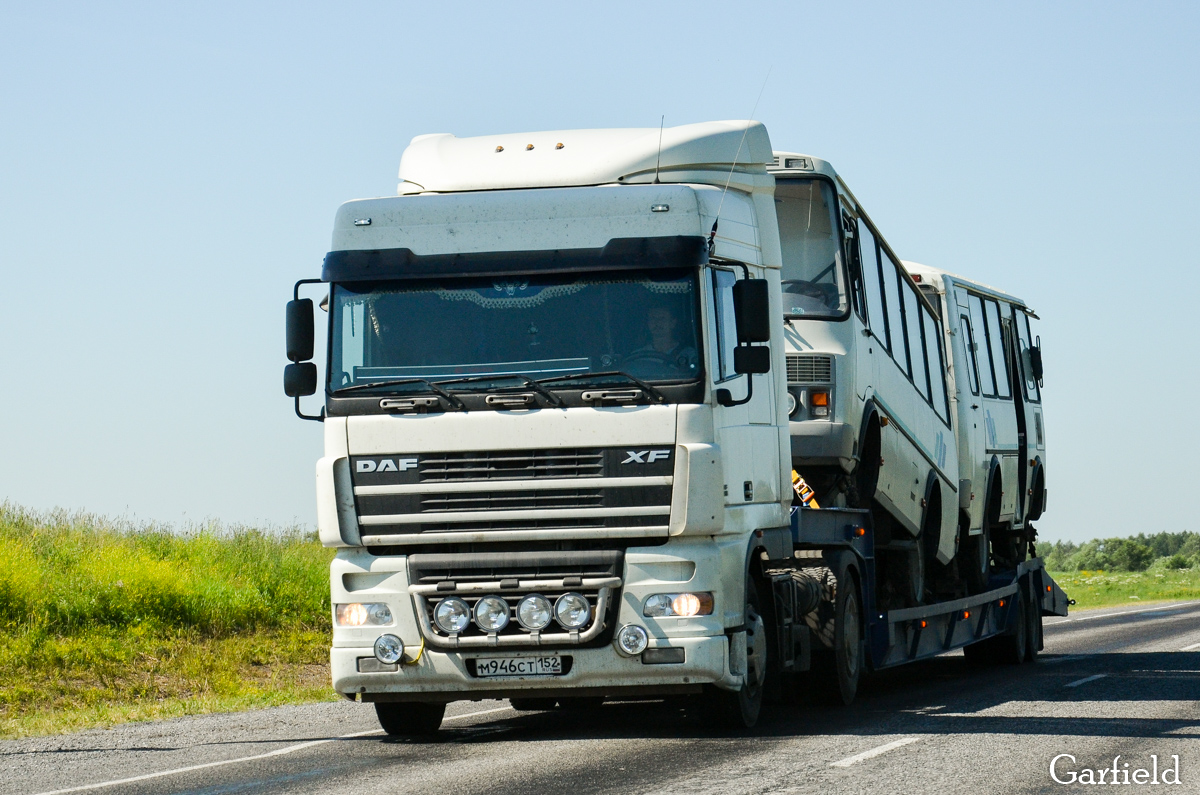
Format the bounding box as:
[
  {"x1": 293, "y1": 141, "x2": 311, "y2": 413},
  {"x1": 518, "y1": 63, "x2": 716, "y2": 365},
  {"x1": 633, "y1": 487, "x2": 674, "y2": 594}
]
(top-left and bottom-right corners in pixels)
[{"x1": 902, "y1": 260, "x2": 1030, "y2": 310}]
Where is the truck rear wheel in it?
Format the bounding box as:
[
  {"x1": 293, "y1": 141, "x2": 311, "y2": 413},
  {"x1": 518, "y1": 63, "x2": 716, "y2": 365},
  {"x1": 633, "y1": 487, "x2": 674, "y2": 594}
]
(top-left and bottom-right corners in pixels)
[{"x1": 374, "y1": 701, "x2": 445, "y2": 737}]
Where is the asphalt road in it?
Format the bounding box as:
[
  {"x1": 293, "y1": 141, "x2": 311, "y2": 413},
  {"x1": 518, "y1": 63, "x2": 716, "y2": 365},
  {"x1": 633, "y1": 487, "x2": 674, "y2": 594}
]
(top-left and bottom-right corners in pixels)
[{"x1": 5, "y1": 600, "x2": 1200, "y2": 795}]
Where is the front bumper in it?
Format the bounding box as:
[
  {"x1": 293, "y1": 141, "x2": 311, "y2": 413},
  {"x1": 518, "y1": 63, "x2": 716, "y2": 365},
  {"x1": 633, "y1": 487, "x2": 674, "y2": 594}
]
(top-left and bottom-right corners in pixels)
[{"x1": 331, "y1": 634, "x2": 734, "y2": 702}]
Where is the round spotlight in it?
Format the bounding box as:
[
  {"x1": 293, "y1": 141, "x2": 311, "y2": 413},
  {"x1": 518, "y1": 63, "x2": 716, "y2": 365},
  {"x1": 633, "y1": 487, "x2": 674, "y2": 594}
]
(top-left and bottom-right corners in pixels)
[
  {"x1": 434, "y1": 597, "x2": 471, "y2": 634},
  {"x1": 474, "y1": 596, "x2": 511, "y2": 632},
  {"x1": 373, "y1": 634, "x2": 404, "y2": 664},
  {"x1": 554, "y1": 592, "x2": 591, "y2": 630},
  {"x1": 516, "y1": 594, "x2": 553, "y2": 631},
  {"x1": 615, "y1": 624, "x2": 649, "y2": 656},
  {"x1": 787, "y1": 391, "x2": 798, "y2": 417}
]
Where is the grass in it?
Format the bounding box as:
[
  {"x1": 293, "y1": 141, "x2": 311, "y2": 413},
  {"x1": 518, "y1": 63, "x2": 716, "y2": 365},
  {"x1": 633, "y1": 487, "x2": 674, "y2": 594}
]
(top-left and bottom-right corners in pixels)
[
  {"x1": 1048, "y1": 567, "x2": 1200, "y2": 611},
  {"x1": 0, "y1": 504, "x2": 336, "y2": 739}
]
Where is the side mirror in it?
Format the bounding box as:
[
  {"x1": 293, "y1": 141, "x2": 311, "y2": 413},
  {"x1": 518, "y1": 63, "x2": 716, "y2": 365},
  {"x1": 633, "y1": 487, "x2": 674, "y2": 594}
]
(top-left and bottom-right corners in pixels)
[
  {"x1": 732, "y1": 279, "x2": 770, "y2": 343},
  {"x1": 733, "y1": 346, "x2": 771, "y2": 375},
  {"x1": 284, "y1": 362, "x2": 318, "y2": 397},
  {"x1": 1029, "y1": 344, "x2": 1043, "y2": 383},
  {"x1": 286, "y1": 299, "x2": 315, "y2": 362}
]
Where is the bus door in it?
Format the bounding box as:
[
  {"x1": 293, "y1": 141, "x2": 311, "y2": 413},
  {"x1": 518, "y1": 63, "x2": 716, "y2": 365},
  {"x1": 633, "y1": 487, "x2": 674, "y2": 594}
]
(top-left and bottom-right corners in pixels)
[
  {"x1": 966, "y1": 294, "x2": 1020, "y2": 522},
  {"x1": 952, "y1": 286, "x2": 986, "y2": 531},
  {"x1": 1001, "y1": 315, "x2": 1029, "y2": 523},
  {"x1": 1012, "y1": 308, "x2": 1045, "y2": 520}
]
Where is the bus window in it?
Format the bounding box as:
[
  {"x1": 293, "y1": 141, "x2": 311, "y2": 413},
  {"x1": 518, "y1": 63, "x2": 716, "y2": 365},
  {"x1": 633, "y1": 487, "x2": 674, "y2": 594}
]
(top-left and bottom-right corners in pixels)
[
  {"x1": 968, "y1": 294, "x2": 997, "y2": 396},
  {"x1": 959, "y1": 315, "x2": 981, "y2": 395},
  {"x1": 903, "y1": 282, "x2": 929, "y2": 399},
  {"x1": 857, "y1": 220, "x2": 888, "y2": 348},
  {"x1": 984, "y1": 299, "x2": 1012, "y2": 399},
  {"x1": 922, "y1": 305, "x2": 949, "y2": 421},
  {"x1": 1015, "y1": 310, "x2": 1042, "y2": 402},
  {"x1": 882, "y1": 255, "x2": 905, "y2": 366},
  {"x1": 777, "y1": 179, "x2": 846, "y2": 318}
]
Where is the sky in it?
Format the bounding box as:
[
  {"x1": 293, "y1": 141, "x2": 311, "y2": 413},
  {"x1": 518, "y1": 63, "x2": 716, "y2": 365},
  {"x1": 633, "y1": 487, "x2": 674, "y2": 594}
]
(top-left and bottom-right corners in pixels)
[{"x1": 0, "y1": 2, "x2": 1196, "y2": 542}]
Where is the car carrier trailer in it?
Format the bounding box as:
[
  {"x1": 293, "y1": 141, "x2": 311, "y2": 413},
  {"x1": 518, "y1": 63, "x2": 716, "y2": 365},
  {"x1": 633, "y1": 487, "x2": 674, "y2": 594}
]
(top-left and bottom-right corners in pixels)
[{"x1": 768, "y1": 506, "x2": 1071, "y2": 704}]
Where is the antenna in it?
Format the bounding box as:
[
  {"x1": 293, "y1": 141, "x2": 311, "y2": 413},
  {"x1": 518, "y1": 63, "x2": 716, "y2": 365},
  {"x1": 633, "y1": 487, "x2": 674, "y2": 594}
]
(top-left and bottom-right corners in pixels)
[
  {"x1": 710, "y1": 67, "x2": 773, "y2": 253},
  {"x1": 653, "y1": 115, "x2": 665, "y2": 184}
]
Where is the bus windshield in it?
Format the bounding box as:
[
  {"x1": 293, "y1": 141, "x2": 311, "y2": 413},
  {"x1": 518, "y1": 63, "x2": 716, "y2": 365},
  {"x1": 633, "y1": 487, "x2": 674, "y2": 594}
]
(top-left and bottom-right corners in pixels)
[
  {"x1": 776, "y1": 178, "x2": 847, "y2": 318},
  {"x1": 328, "y1": 268, "x2": 701, "y2": 392}
]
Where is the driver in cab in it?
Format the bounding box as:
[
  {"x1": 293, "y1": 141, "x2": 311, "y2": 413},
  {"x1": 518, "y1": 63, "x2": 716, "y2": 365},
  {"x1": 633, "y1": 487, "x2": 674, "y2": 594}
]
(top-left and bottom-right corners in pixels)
[{"x1": 627, "y1": 305, "x2": 699, "y2": 377}]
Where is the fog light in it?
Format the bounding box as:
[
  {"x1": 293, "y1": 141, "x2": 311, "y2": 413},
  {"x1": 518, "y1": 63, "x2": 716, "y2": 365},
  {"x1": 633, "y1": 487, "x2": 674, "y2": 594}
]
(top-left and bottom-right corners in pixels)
[
  {"x1": 434, "y1": 597, "x2": 471, "y2": 634},
  {"x1": 474, "y1": 595, "x2": 510, "y2": 632},
  {"x1": 374, "y1": 634, "x2": 404, "y2": 664},
  {"x1": 336, "y1": 602, "x2": 394, "y2": 627},
  {"x1": 516, "y1": 594, "x2": 553, "y2": 630},
  {"x1": 554, "y1": 592, "x2": 591, "y2": 629},
  {"x1": 615, "y1": 625, "x2": 649, "y2": 656}
]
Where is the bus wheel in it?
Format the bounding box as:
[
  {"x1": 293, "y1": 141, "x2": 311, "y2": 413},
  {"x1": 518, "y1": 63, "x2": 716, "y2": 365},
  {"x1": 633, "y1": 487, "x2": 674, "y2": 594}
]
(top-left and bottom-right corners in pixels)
[
  {"x1": 963, "y1": 523, "x2": 990, "y2": 594},
  {"x1": 375, "y1": 701, "x2": 445, "y2": 737},
  {"x1": 815, "y1": 567, "x2": 864, "y2": 705}
]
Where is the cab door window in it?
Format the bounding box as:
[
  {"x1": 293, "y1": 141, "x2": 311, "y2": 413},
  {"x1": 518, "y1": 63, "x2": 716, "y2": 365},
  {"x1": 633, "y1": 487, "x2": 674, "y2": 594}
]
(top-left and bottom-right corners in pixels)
[
  {"x1": 968, "y1": 294, "x2": 997, "y2": 396},
  {"x1": 984, "y1": 299, "x2": 1012, "y2": 399},
  {"x1": 710, "y1": 267, "x2": 739, "y2": 382},
  {"x1": 856, "y1": 220, "x2": 888, "y2": 347}
]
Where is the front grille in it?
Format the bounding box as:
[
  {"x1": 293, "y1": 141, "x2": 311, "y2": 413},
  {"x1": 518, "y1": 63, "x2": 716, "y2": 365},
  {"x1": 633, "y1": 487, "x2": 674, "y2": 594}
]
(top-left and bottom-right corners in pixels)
[
  {"x1": 420, "y1": 449, "x2": 603, "y2": 482},
  {"x1": 787, "y1": 354, "x2": 834, "y2": 384},
  {"x1": 419, "y1": 489, "x2": 603, "y2": 512}
]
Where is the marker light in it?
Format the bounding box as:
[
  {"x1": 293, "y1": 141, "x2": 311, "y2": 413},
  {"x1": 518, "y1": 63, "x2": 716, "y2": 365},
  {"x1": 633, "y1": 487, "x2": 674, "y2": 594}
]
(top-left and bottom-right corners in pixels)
[
  {"x1": 643, "y1": 593, "x2": 715, "y2": 618},
  {"x1": 516, "y1": 594, "x2": 553, "y2": 631},
  {"x1": 374, "y1": 634, "x2": 404, "y2": 664},
  {"x1": 474, "y1": 596, "x2": 510, "y2": 632},
  {"x1": 811, "y1": 391, "x2": 830, "y2": 418},
  {"x1": 336, "y1": 603, "x2": 393, "y2": 627},
  {"x1": 554, "y1": 593, "x2": 591, "y2": 629},
  {"x1": 615, "y1": 625, "x2": 649, "y2": 656},
  {"x1": 434, "y1": 597, "x2": 471, "y2": 634},
  {"x1": 999, "y1": 599, "x2": 1007, "y2": 608}
]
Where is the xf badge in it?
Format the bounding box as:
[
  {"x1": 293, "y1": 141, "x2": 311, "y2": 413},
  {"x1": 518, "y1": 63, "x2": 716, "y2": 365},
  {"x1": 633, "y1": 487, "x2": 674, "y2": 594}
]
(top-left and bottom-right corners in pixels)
[{"x1": 621, "y1": 450, "x2": 671, "y2": 464}]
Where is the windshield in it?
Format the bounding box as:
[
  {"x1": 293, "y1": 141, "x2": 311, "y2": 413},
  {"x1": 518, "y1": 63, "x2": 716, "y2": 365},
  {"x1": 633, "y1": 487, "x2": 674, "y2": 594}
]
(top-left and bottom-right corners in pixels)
[
  {"x1": 329, "y1": 268, "x2": 701, "y2": 392},
  {"x1": 775, "y1": 178, "x2": 847, "y2": 318}
]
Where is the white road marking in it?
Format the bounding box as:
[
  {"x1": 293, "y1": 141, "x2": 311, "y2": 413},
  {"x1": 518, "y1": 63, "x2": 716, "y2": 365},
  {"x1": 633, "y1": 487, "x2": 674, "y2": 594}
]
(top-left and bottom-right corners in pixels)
[
  {"x1": 1065, "y1": 673, "x2": 1108, "y2": 688},
  {"x1": 829, "y1": 737, "x2": 921, "y2": 768},
  {"x1": 1181, "y1": 642, "x2": 1200, "y2": 651},
  {"x1": 25, "y1": 705, "x2": 514, "y2": 795},
  {"x1": 1046, "y1": 603, "x2": 1190, "y2": 625}
]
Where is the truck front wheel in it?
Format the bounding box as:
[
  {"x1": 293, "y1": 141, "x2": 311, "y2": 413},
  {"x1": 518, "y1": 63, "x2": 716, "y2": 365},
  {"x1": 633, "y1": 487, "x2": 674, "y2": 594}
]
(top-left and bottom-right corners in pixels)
[
  {"x1": 374, "y1": 701, "x2": 445, "y2": 737},
  {"x1": 705, "y1": 578, "x2": 767, "y2": 729}
]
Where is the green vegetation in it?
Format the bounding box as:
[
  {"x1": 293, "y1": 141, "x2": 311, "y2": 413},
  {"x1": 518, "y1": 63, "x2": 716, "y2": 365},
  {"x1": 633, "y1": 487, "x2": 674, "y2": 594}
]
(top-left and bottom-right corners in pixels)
[
  {"x1": 1042, "y1": 530, "x2": 1200, "y2": 609},
  {"x1": 0, "y1": 504, "x2": 336, "y2": 739}
]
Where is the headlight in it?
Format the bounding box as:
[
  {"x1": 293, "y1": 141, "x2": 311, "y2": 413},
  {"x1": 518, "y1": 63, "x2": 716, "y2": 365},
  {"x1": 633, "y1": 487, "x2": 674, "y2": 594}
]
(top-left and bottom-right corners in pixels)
[
  {"x1": 642, "y1": 592, "x2": 714, "y2": 618},
  {"x1": 474, "y1": 595, "x2": 511, "y2": 632},
  {"x1": 373, "y1": 634, "x2": 404, "y2": 664},
  {"x1": 434, "y1": 597, "x2": 471, "y2": 634},
  {"x1": 554, "y1": 592, "x2": 591, "y2": 629},
  {"x1": 615, "y1": 625, "x2": 648, "y2": 656},
  {"x1": 516, "y1": 594, "x2": 553, "y2": 631},
  {"x1": 335, "y1": 602, "x2": 394, "y2": 627}
]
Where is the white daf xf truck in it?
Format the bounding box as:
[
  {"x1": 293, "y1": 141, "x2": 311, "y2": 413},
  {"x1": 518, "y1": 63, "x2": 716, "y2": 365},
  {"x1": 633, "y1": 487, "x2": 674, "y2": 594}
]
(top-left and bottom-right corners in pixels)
[{"x1": 283, "y1": 121, "x2": 1067, "y2": 735}]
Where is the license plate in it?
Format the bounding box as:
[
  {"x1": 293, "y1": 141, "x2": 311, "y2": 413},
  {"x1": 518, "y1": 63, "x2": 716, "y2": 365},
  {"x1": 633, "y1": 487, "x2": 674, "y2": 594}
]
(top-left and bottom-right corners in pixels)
[{"x1": 474, "y1": 656, "x2": 563, "y2": 678}]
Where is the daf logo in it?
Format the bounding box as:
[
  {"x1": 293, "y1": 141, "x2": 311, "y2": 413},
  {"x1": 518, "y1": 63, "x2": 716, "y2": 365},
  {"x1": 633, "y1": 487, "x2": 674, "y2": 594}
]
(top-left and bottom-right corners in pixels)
[
  {"x1": 356, "y1": 457, "x2": 419, "y2": 473},
  {"x1": 621, "y1": 450, "x2": 671, "y2": 464}
]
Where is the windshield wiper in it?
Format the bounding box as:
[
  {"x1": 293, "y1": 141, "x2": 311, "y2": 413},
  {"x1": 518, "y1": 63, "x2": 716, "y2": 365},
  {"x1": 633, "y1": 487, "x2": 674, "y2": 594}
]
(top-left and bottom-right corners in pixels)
[
  {"x1": 435, "y1": 374, "x2": 565, "y2": 408},
  {"x1": 536, "y1": 371, "x2": 667, "y2": 404},
  {"x1": 332, "y1": 378, "x2": 467, "y2": 410}
]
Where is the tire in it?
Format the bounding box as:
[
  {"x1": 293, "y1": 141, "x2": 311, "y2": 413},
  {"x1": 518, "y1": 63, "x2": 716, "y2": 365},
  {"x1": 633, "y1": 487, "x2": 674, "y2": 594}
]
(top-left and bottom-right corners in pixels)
[
  {"x1": 509, "y1": 697, "x2": 558, "y2": 711},
  {"x1": 998, "y1": 593, "x2": 1029, "y2": 665},
  {"x1": 831, "y1": 570, "x2": 864, "y2": 704},
  {"x1": 1025, "y1": 586, "x2": 1043, "y2": 662},
  {"x1": 374, "y1": 701, "x2": 445, "y2": 737},
  {"x1": 963, "y1": 522, "x2": 990, "y2": 595},
  {"x1": 705, "y1": 577, "x2": 767, "y2": 729}
]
